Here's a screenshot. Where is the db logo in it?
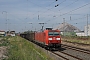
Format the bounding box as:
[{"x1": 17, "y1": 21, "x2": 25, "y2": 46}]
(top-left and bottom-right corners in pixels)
[{"x1": 53, "y1": 37, "x2": 56, "y2": 40}]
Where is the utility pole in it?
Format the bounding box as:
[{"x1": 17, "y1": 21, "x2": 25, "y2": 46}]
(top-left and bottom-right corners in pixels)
[
  {"x1": 70, "y1": 16, "x2": 71, "y2": 21},
  {"x1": 39, "y1": 23, "x2": 46, "y2": 32},
  {"x1": 38, "y1": 15, "x2": 39, "y2": 20},
  {"x1": 2, "y1": 11, "x2": 8, "y2": 31},
  {"x1": 87, "y1": 14, "x2": 88, "y2": 37},
  {"x1": 38, "y1": 11, "x2": 39, "y2": 20},
  {"x1": 63, "y1": 18, "x2": 65, "y2": 36},
  {"x1": 29, "y1": 23, "x2": 32, "y2": 31}
]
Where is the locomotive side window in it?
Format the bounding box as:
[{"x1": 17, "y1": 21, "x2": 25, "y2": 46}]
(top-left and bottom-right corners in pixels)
[
  {"x1": 54, "y1": 32, "x2": 59, "y2": 36},
  {"x1": 48, "y1": 32, "x2": 60, "y2": 36},
  {"x1": 48, "y1": 32, "x2": 53, "y2": 36}
]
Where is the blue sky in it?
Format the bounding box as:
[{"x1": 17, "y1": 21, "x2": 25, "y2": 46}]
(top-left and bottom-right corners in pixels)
[{"x1": 0, "y1": 0, "x2": 90, "y2": 32}]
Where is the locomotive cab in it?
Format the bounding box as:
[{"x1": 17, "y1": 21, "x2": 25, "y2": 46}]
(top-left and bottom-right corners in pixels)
[{"x1": 44, "y1": 28, "x2": 61, "y2": 48}]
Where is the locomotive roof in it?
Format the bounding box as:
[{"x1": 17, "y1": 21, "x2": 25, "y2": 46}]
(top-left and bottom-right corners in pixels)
[{"x1": 44, "y1": 29, "x2": 60, "y2": 32}]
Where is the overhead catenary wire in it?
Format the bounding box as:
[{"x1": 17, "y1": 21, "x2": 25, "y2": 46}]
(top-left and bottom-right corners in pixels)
[
  {"x1": 14, "y1": 1, "x2": 90, "y2": 32},
  {"x1": 38, "y1": 0, "x2": 67, "y2": 23},
  {"x1": 55, "y1": 0, "x2": 66, "y2": 7},
  {"x1": 58, "y1": 0, "x2": 79, "y2": 11},
  {"x1": 22, "y1": 0, "x2": 67, "y2": 22},
  {"x1": 46, "y1": 2, "x2": 90, "y2": 23},
  {"x1": 37, "y1": 0, "x2": 67, "y2": 20},
  {"x1": 44, "y1": 0, "x2": 79, "y2": 23},
  {"x1": 12, "y1": 1, "x2": 90, "y2": 25},
  {"x1": 26, "y1": 0, "x2": 57, "y2": 21},
  {"x1": 28, "y1": 0, "x2": 56, "y2": 16},
  {"x1": 59, "y1": 2, "x2": 90, "y2": 16},
  {"x1": 45, "y1": 0, "x2": 66, "y2": 11}
]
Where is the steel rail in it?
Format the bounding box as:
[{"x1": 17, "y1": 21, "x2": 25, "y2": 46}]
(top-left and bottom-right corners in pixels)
[
  {"x1": 62, "y1": 44, "x2": 90, "y2": 54},
  {"x1": 58, "y1": 50, "x2": 83, "y2": 60},
  {"x1": 51, "y1": 51, "x2": 69, "y2": 60}
]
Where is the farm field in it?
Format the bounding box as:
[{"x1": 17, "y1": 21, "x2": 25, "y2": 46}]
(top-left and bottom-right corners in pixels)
[
  {"x1": 62, "y1": 36, "x2": 90, "y2": 44},
  {"x1": 0, "y1": 36, "x2": 53, "y2": 60},
  {"x1": 62, "y1": 36, "x2": 90, "y2": 50}
]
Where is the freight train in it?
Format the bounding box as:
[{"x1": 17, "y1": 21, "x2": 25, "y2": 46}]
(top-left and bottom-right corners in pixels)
[{"x1": 20, "y1": 28, "x2": 61, "y2": 49}]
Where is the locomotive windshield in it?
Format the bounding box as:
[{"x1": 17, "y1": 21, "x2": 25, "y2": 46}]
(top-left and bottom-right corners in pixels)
[{"x1": 48, "y1": 32, "x2": 60, "y2": 36}]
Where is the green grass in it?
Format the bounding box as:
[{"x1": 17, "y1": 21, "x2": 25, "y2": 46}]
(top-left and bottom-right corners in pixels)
[
  {"x1": 2, "y1": 36, "x2": 53, "y2": 60},
  {"x1": 62, "y1": 36, "x2": 90, "y2": 44},
  {"x1": 0, "y1": 39, "x2": 9, "y2": 46}
]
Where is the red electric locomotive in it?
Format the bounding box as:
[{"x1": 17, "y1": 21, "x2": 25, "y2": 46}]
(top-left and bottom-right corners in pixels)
[{"x1": 35, "y1": 28, "x2": 61, "y2": 48}]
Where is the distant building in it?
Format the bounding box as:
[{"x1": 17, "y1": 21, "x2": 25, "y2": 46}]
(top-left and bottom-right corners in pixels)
[
  {"x1": 6, "y1": 31, "x2": 16, "y2": 36},
  {"x1": 76, "y1": 25, "x2": 90, "y2": 36},
  {"x1": 54, "y1": 22, "x2": 80, "y2": 36},
  {"x1": 84, "y1": 25, "x2": 90, "y2": 36},
  {"x1": 76, "y1": 31, "x2": 85, "y2": 36},
  {"x1": 54, "y1": 22, "x2": 81, "y2": 32},
  {"x1": 0, "y1": 30, "x2": 5, "y2": 36},
  {"x1": 10, "y1": 31, "x2": 15, "y2": 36},
  {"x1": 54, "y1": 22, "x2": 90, "y2": 36}
]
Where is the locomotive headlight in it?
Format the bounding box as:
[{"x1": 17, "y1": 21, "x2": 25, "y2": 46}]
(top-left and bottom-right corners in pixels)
[
  {"x1": 48, "y1": 38, "x2": 52, "y2": 40},
  {"x1": 56, "y1": 38, "x2": 60, "y2": 40}
]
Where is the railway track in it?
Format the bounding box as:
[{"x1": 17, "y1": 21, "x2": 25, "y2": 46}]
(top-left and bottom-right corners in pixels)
[
  {"x1": 48, "y1": 44, "x2": 90, "y2": 60},
  {"x1": 28, "y1": 39, "x2": 84, "y2": 60},
  {"x1": 50, "y1": 50, "x2": 83, "y2": 60},
  {"x1": 61, "y1": 44, "x2": 90, "y2": 55},
  {"x1": 51, "y1": 51, "x2": 69, "y2": 60},
  {"x1": 27, "y1": 39, "x2": 90, "y2": 60}
]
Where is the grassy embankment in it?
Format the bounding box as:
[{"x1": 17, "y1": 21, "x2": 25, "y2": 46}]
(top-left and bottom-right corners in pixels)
[
  {"x1": 62, "y1": 36, "x2": 90, "y2": 45},
  {"x1": 1, "y1": 36, "x2": 53, "y2": 60}
]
